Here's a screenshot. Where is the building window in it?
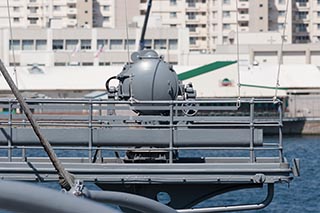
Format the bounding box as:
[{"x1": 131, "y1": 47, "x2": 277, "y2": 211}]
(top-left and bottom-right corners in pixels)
[
  {"x1": 170, "y1": 12, "x2": 177, "y2": 18},
  {"x1": 169, "y1": 39, "x2": 178, "y2": 50},
  {"x1": 9, "y1": 63, "x2": 20, "y2": 67},
  {"x1": 189, "y1": 37, "x2": 196, "y2": 45},
  {"x1": 170, "y1": 0, "x2": 177, "y2": 5},
  {"x1": 296, "y1": 0, "x2": 307, "y2": 7},
  {"x1": 53, "y1": 5, "x2": 61, "y2": 11},
  {"x1": 187, "y1": 12, "x2": 196, "y2": 20},
  {"x1": 13, "y1": 17, "x2": 20, "y2": 23},
  {"x1": 82, "y1": 62, "x2": 93, "y2": 66},
  {"x1": 317, "y1": 24, "x2": 320, "y2": 30},
  {"x1": 279, "y1": 11, "x2": 286, "y2": 17},
  {"x1": 278, "y1": 23, "x2": 285, "y2": 30},
  {"x1": 187, "y1": 0, "x2": 196, "y2": 7},
  {"x1": 223, "y1": 0, "x2": 230, "y2": 4},
  {"x1": 66, "y1": 40, "x2": 79, "y2": 50},
  {"x1": 278, "y1": 0, "x2": 285, "y2": 5},
  {"x1": 223, "y1": 24, "x2": 231, "y2": 30},
  {"x1": 13, "y1": 7, "x2": 20, "y2": 12},
  {"x1": 124, "y1": 39, "x2": 136, "y2": 50},
  {"x1": 295, "y1": 36, "x2": 309, "y2": 43},
  {"x1": 35, "y1": 40, "x2": 47, "y2": 50},
  {"x1": 52, "y1": 40, "x2": 64, "y2": 50},
  {"x1": 297, "y1": 11, "x2": 308, "y2": 19},
  {"x1": 28, "y1": 6, "x2": 38, "y2": 13},
  {"x1": 81, "y1": 40, "x2": 91, "y2": 50},
  {"x1": 9, "y1": 40, "x2": 20, "y2": 50},
  {"x1": 110, "y1": 40, "x2": 123, "y2": 50},
  {"x1": 296, "y1": 23, "x2": 308, "y2": 32},
  {"x1": 22, "y1": 40, "x2": 34, "y2": 50},
  {"x1": 103, "y1": 5, "x2": 110, "y2": 11},
  {"x1": 97, "y1": 40, "x2": 108, "y2": 49},
  {"x1": 54, "y1": 62, "x2": 66, "y2": 66},
  {"x1": 103, "y1": 16, "x2": 110, "y2": 22},
  {"x1": 223, "y1": 36, "x2": 228, "y2": 44},
  {"x1": 144, "y1": 40, "x2": 152, "y2": 49},
  {"x1": 154, "y1": 39, "x2": 166, "y2": 49},
  {"x1": 223, "y1": 11, "x2": 230, "y2": 18},
  {"x1": 318, "y1": 11, "x2": 320, "y2": 17},
  {"x1": 187, "y1": 24, "x2": 197, "y2": 32},
  {"x1": 28, "y1": 18, "x2": 38, "y2": 24}
]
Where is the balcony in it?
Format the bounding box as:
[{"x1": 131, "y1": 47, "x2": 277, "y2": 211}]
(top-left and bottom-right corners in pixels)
[
  {"x1": 237, "y1": 1, "x2": 249, "y2": 9},
  {"x1": 67, "y1": 8, "x2": 77, "y2": 15},
  {"x1": 66, "y1": 0, "x2": 77, "y2": 4},
  {"x1": 67, "y1": 19, "x2": 77, "y2": 27},
  {"x1": 239, "y1": 27, "x2": 249, "y2": 32},
  {"x1": 238, "y1": 14, "x2": 249, "y2": 21},
  {"x1": 186, "y1": 4, "x2": 207, "y2": 12}
]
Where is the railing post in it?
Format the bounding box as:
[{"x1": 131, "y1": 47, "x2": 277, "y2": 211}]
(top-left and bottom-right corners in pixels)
[
  {"x1": 8, "y1": 100, "x2": 13, "y2": 162},
  {"x1": 278, "y1": 101, "x2": 284, "y2": 163},
  {"x1": 88, "y1": 100, "x2": 93, "y2": 163},
  {"x1": 169, "y1": 103, "x2": 174, "y2": 164},
  {"x1": 249, "y1": 98, "x2": 255, "y2": 163}
]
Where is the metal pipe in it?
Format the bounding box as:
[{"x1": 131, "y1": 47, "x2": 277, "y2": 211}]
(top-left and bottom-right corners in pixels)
[
  {"x1": 0, "y1": 60, "x2": 74, "y2": 189},
  {"x1": 177, "y1": 183, "x2": 274, "y2": 213},
  {"x1": 85, "y1": 190, "x2": 177, "y2": 213},
  {"x1": 0, "y1": 181, "x2": 119, "y2": 213},
  {"x1": 139, "y1": 0, "x2": 152, "y2": 51},
  {"x1": 249, "y1": 98, "x2": 255, "y2": 163}
]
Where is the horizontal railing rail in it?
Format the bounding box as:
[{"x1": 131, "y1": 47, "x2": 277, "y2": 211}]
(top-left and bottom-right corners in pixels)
[{"x1": 0, "y1": 98, "x2": 284, "y2": 164}]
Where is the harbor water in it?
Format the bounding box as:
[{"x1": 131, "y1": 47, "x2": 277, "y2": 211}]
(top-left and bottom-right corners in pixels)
[
  {"x1": 1, "y1": 135, "x2": 319, "y2": 213},
  {"x1": 196, "y1": 135, "x2": 320, "y2": 213}
]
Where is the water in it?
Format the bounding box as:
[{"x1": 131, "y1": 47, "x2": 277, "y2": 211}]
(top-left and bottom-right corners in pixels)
[
  {"x1": 1, "y1": 135, "x2": 319, "y2": 212},
  {"x1": 195, "y1": 135, "x2": 320, "y2": 213}
]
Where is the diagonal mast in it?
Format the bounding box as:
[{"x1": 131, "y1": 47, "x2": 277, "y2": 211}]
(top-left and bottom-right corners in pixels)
[{"x1": 139, "y1": 0, "x2": 152, "y2": 51}]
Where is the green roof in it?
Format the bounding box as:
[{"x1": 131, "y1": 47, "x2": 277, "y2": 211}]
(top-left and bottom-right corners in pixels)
[{"x1": 178, "y1": 61, "x2": 237, "y2": 81}]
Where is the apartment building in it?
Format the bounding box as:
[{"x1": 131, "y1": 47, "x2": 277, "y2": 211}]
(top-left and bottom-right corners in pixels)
[
  {"x1": 0, "y1": 0, "x2": 139, "y2": 29},
  {"x1": 1, "y1": 0, "x2": 320, "y2": 52}
]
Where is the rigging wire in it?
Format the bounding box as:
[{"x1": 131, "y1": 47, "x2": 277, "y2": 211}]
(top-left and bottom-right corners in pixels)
[
  {"x1": 124, "y1": 0, "x2": 130, "y2": 63},
  {"x1": 235, "y1": 0, "x2": 241, "y2": 108},
  {"x1": 124, "y1": 0, "x2": 134, "y2": 100},
  {"x1": 6, "y1": 0, "x2": 19, "y2": 88},
  {"x1": 274, "y1": 0, "x2": 290, "y2": 101}
]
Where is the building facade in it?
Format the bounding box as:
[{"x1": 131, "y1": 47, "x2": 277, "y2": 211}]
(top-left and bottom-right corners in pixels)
[
  {"x1": 0, "y1": 27, "x2": 188, "y2": 67},
  {"x1": 0, "y1": 0, "x2": 320, "y2": 58}
]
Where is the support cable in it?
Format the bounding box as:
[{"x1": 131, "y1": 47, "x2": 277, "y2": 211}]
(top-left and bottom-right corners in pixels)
[
  {"x1": 124, "y1": 0, "x2": 134, "y2": 100},
  {"x1": 124, "y1": 0, "x2": 130, "y2": 63},
  {"x1": 6, "y1": 0, "x2": 18, "y2": 87},
  {"x1": 0, "y1": 60, "x2": 74, "y2": 190},
  {"x1": 235, "y1": 0, "x2": 241, "y2": 108},
  {"x1": 274, "y1": 0, "x2": 290, "y2": 101}
]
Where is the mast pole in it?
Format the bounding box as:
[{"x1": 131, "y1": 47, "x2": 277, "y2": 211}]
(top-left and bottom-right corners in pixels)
[{"x1": 139, "y1": 0, "x2": 152, "y2": 51}]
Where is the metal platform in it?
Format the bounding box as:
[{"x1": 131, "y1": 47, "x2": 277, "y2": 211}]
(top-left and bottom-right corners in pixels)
[{"x1": 0, "y1": 98, "x2": 298, "y2": 210}]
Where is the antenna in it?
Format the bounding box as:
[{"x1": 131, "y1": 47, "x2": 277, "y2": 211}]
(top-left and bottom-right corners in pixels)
[{"x1": 139, "y1": 0, "x2": 152, "y2": 51}]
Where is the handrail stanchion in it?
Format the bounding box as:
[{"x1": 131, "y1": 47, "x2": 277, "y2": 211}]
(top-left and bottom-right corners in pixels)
[
  {"x1": 169, "y1": 103, "x2": 174, "y2": 164},
  {"x1": 249, "y1": 98, "x2": 255, "y2": 163},
  {"x1": 8, "y1": 100, "x2": 13, "y2": 162},
  {"x1": 278, "y1": 101, "x2": 284, "y2": 163},
  {"x1": 88, "y1": 100, "x2": 93, "y2": 163}
]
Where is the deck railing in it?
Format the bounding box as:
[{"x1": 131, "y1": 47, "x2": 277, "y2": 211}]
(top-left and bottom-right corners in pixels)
[{"x1": 0, "y1": 98, "x2": 284, "y2": 164}]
